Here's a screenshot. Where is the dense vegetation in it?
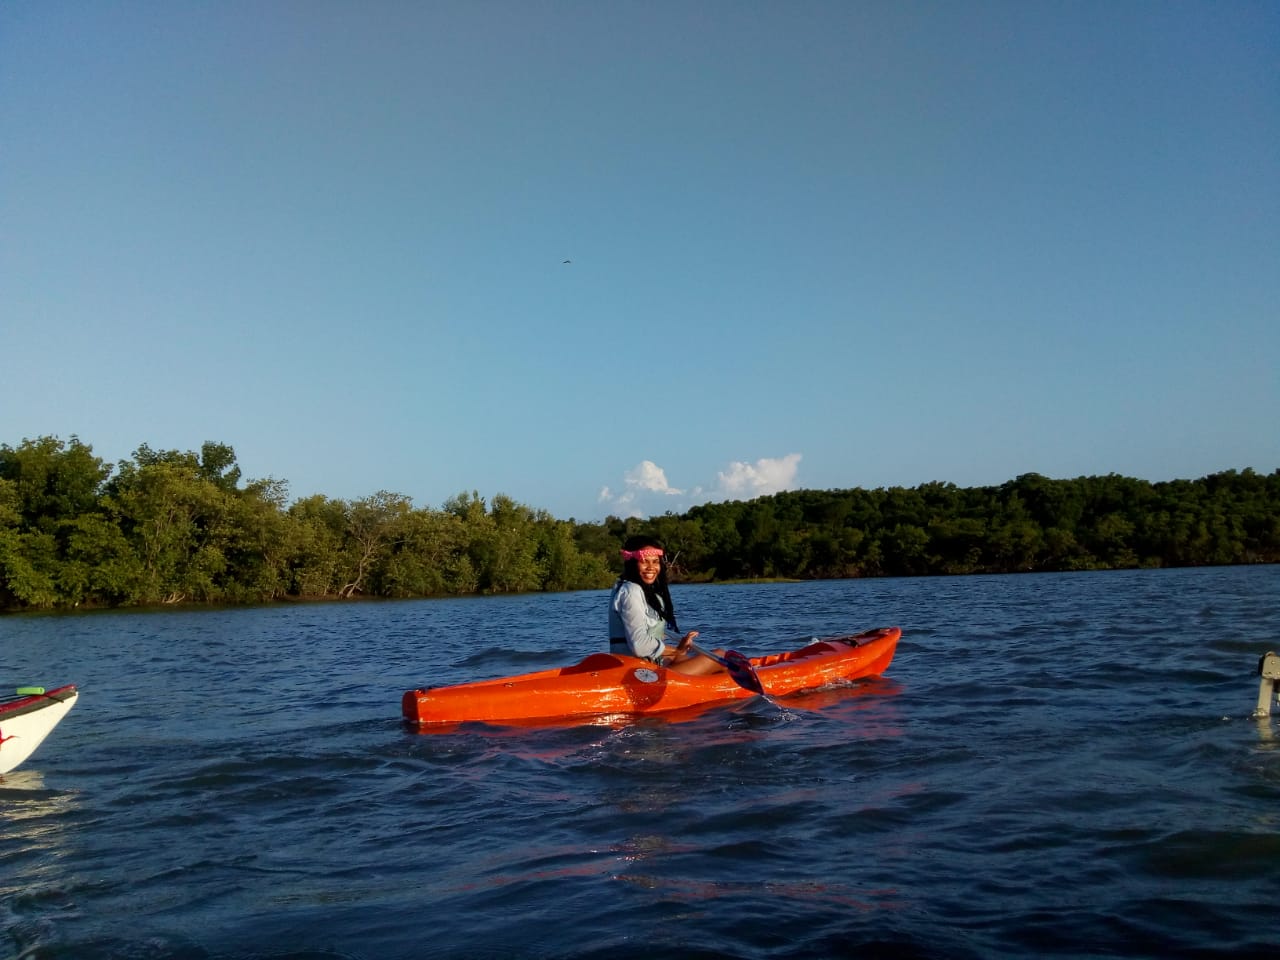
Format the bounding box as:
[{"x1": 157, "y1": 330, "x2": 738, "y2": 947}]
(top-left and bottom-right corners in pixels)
[{"x1": 2, "y1": 436, "x2": 1277, "y2": 611}]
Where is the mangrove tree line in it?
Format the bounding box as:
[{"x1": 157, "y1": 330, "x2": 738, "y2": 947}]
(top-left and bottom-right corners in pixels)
[{"x1": 1, "y1": 435, "x2": 1277, "y2": 611}]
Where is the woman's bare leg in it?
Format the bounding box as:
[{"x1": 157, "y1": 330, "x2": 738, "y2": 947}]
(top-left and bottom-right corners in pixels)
[{"x1": 667, "y1": 649, "x2": 727, "y2": 676}]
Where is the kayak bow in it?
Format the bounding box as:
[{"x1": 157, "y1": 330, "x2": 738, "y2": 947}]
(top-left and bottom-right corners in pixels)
[{"x1": 0, "y1": 684, "x2": 78, "y2": 774}]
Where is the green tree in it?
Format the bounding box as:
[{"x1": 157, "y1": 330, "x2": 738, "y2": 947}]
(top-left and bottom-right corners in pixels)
[
  {"x1": 0, "y1": 477, "x2": 59, "y2": 607},
  {"x1": 481, "y1": 494, "x2": 541, "y2": 593},
  {"x1": 285, "y1": 495, "x2": 347, "y2": 597},
  {"x1": 645, "y1": 514, "x2": 708, "y2": 581},
  {"x1": 222, "y1": 478, "x2": 293, "y2": 601},
  {"x1": 0, "y1": 436, "x2": 111, "y2": 534},
  {"x1": 106, "y1": 456, "x2": 228, "y2": 603},
  {"x1": 881, "y1": 523, "x2": 930, "y2": 576},
  {"x1": 379, "y1": 508, "x2": 476, "y2": 597},
  {"x1": 0, "y1": 436, "x2": 114, "y2": 607},
  {"x1": 339, "y1": 491, "x2": 412, "y2": 598},
  {"x1": 58, "y1": 513, "x2": 143, "y2": 605}
]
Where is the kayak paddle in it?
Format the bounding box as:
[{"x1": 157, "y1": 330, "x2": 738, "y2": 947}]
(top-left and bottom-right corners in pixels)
[{"x1": 667, "y1": 631, "x2": 765, "y2": 696}]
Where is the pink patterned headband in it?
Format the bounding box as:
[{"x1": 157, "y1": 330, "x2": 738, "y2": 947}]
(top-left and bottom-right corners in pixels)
[{"x1": 621, "y1": 547, "x2": 664, "y2": 561}]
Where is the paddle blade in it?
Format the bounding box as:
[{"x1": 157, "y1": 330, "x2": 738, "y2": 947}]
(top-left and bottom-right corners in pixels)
[{"x1": 723, "y1": 650, "x2": 765, "y2": 696}]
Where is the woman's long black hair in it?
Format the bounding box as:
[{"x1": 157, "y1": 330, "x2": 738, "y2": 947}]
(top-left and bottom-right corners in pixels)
[{"x1": 618, "y1": 534, "x2": 678, "y2": 631}]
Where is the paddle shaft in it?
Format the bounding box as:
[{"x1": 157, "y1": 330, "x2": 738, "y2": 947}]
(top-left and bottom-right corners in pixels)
[
  {"x1": 685, "y1": 639, "x2": 732, "y2": 669},
  {"x1": 666, "y1": 631, "x2": 766, "y2": 696}
]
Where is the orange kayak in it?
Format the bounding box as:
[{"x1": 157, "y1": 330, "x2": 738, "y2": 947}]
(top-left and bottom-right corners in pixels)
[{"x1": 402, "y1": 627, "x2": 900, "y2": 727}]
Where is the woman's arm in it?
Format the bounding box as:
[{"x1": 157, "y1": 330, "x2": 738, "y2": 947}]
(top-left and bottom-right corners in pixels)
[{"x1": 612, "y1": 583, "x2": 666, "y2": 661}]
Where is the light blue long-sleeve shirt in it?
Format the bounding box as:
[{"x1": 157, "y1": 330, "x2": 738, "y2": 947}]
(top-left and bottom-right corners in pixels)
[{"x1": 608, "y1": 580, "x2": 666, "y2": 662}]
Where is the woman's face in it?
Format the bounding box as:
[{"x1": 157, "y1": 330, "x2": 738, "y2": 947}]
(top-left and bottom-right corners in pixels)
[{"x1": 637, "y1": 555, "x2": 662, "y2": 584}]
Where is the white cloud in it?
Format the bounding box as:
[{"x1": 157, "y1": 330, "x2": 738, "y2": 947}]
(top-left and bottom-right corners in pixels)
[
  {"x1": 598, "y1": 460, "x2": 681, "y2": 519},
  {"x1": 598, "y1": 453, "x2": 802, "y2": 519},
  {"x1": 625, "y1": 460, "x2": 683, "y2": 496},
  {"x1": 716, "y1": 453, "x2": 803, "y2": 498}
]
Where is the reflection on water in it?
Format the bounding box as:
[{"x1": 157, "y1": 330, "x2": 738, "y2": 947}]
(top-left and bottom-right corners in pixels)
[
  {"x1": 0, "y1": 771, "x2": 78, "y2": 857},
  {"x1": 0, "y1": 768, "x2": 47, "y2": 792},
  {"x1": 0, "y1": 770, "x2": 81, "y2": 959}
]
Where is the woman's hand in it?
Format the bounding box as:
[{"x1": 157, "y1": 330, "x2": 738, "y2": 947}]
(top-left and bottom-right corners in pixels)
[{"x1": 676, "y1": 630, "x2": 699, "y2": 655}]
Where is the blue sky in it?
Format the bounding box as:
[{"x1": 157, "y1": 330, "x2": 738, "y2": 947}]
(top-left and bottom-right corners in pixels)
[{"x1": 3, "y1": 1, "x2": 1276, "y2": 522}]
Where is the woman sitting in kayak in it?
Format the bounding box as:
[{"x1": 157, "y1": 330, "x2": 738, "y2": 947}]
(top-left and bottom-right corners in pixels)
[{"x1": 609, "y1": 535, "x2": 726, "y2": 675}]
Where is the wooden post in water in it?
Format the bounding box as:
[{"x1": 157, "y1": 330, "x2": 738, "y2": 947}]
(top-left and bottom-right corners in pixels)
[{"x1": 1256, "y1": 652, "x2": 1280, "y2": 718}]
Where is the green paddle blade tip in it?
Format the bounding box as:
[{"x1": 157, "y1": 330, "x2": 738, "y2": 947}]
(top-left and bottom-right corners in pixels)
[{"x1": 15, "y1": 686, "x2": 46, "y2": 696}]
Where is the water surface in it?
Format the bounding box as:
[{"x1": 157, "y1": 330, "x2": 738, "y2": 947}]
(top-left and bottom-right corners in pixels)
[{"x1": 3, "y1": 566, "x2": 1279, "y2": 958}]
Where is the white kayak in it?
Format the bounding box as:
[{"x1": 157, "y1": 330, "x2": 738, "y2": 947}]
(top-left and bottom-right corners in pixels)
[{"x1": 0, "y1": 684, "x2": 78, "y2": 774}]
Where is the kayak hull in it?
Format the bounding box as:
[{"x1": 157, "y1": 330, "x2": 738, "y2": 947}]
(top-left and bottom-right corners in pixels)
[
  {"x1": 0, "y1": 685, "x2": 78, "y2": 774},
  {"x1": 402, "y1": 627, "x2": 899, "y2": 727}
]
